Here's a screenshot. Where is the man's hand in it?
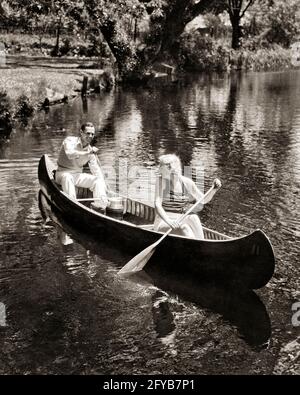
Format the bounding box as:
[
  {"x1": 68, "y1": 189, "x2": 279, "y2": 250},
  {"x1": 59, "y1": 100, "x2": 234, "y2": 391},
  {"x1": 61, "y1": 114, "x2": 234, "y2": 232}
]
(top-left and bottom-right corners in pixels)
[
  {"x1": 212, "y1": 178, "x2": 222, "y2": 190},
  {"x1": 88, "y1": 146, "x2": 99, "y2": 154}
]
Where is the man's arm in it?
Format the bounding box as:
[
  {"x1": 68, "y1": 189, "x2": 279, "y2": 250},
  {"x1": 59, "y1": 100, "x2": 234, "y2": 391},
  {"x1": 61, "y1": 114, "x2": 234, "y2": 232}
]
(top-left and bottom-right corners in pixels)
[
  {"x1": 88, "y1": 154, "x2": 107, "y2": 185},
  {"x1": 63, "y1": 137, "x2": 95, "y2": 159}
]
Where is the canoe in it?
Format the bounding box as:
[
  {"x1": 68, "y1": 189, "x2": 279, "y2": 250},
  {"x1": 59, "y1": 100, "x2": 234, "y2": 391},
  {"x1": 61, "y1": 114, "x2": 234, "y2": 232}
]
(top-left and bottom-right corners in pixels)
[{"x1": 38, "y1": 155, "x2": 275, "y2": 289}]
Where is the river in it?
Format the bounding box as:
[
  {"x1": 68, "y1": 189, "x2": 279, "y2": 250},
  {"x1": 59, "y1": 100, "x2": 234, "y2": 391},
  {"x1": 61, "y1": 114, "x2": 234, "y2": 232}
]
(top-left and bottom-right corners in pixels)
[{"x1": 0, "y1": 70, "x2": 299, "y2": 374}]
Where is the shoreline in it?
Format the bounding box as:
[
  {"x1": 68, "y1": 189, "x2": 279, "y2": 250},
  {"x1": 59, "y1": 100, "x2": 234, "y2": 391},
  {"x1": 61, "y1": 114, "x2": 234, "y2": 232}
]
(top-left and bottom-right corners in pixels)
[
  {"x1": 0, "y1": 51, "x2": 296, "y2": 139},
  {"x1": 0, "y1": 60, "x2": 115, "y2": 138}
]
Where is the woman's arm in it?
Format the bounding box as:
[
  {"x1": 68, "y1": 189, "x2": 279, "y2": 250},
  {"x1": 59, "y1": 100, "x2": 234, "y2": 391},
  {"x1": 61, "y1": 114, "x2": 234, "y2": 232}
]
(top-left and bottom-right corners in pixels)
[
  {"x1": 202, "y1": 179, "x2": 222, "y2": 204},
  {"x1": 182, "y1": 177, "x2": 221, "y2": 213}
]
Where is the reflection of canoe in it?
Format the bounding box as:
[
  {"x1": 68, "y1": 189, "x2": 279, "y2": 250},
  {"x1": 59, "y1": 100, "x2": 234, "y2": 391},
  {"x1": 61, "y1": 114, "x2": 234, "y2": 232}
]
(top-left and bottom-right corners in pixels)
[
  {"x1": 131, "y1": 270, "x2": 271, "y2": 349},
  {"x1": 38, "y1": 200, "x2": 272, "y2": 349},
  {"x1": 38, "y1": 155, "x2": 275, "y2": 289}
]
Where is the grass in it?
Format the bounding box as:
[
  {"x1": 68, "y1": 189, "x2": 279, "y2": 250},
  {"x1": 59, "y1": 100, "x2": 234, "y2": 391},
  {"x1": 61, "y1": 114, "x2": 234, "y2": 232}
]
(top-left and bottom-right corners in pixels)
[
  {"x1": 0, "y1": 68, "x2": 82, "y2": 104},
  {"x1": 0, "y1": 64, "x2": 115, "y2": 137},
  {"x1": 230, "y1": 45, "x2": 292, "y2": 72},
  {"x1": 0, "y1": 68, "x2": 90, "y2": 134}
]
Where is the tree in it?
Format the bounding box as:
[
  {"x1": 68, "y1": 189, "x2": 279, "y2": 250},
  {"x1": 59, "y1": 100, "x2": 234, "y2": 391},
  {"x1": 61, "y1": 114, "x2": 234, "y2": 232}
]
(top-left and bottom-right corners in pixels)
[
  {"x1": 144, "y1": 0, "x2": 217, "y2": 58},
  {"x1": 45, "y1": 0, "x2": 86, "y2": 56},
  {"x1": 84, "y1": 0, "x2": 218, "y2": 79},
  {"x1": 237, "y1": 0, "x2": 300, "y2": 48},
  {"x1": 222, "y1": 1, "x2": 256, "y2": 49},
  {"x1": 5, "y1": 0, "x2": 86, "y2": 54},
  {"x1": 0, "y1": 0, "x2": 21, "y2": 32}
]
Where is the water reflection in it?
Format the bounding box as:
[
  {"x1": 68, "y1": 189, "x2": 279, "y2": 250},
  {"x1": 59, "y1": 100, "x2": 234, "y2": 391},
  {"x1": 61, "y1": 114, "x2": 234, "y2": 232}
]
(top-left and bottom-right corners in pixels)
[
  {"x1": 58, "y1": 228, "x2": 73, "y2": 246},
  {"x1": 126, "y1": 269, "x2": 272, "y2": 350},
  {"x1": 151, "y1": 290, "x2": 177, "y2": 350},
  {"x1": 42, "y1": 195, "x2": 271, "y2": 350},
  {"x1": 1, "y1": 69, "x2": 300, "y2": 373}
]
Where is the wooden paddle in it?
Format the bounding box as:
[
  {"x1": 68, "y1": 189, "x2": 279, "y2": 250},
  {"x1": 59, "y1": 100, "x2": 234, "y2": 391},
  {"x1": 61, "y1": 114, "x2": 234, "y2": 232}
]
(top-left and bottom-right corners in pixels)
[{"x1": 118, "y1": 190, "x2": 211, "y2": 275}]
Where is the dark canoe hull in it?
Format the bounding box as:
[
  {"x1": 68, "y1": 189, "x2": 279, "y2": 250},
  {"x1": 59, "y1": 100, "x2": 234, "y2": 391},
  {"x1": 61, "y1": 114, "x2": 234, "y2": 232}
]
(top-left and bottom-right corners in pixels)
[{"x1": 38, "y1": 155, "x2": 275, "y2": 289}]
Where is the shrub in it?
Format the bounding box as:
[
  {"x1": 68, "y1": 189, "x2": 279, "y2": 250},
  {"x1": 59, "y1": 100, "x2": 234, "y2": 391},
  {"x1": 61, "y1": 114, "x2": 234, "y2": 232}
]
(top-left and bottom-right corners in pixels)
[
  {"x1": 14, "y1": 94, "x2": 35, "y2": 119},
  {"x1": 0, "y1": 90, "x2": 12, "y2": 137},
  {"x1": 229, "y1": 45, "x2": 291, "y2": 71},
  {"x1": 178, "y1": 32, "x2": 230, "y2": 72},
  {"x1": 178, "y1": 31, "x2": 291, "y2": 73},
  {"x1": 60, "y1": 38, "x2": 72, "y2": 56}
]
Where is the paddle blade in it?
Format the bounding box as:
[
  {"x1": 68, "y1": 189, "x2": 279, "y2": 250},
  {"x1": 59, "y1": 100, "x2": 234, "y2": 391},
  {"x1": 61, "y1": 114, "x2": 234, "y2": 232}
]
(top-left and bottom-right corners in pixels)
[{"x1": 118, "y1": 245, "x2": 156, "y2": 274}]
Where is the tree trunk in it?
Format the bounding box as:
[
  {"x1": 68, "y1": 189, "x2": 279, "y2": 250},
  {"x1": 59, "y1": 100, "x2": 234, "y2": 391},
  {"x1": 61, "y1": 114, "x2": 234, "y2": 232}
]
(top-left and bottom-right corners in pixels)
[
  {"x1": 95, "y1": 0, "x2": 216, "y2": 78},
  {"x1": 133, "y1": 18, "x2": 138, "y2": 42},
  {"x1": 151, "y1": 0, "x2": 214, "y2": 63},
  {"x1": 231, "y1": 13, "x2": 242, "y2": 49},
  {"x1": 53, "y1": 17, "x2": 62, "y2": 56}
]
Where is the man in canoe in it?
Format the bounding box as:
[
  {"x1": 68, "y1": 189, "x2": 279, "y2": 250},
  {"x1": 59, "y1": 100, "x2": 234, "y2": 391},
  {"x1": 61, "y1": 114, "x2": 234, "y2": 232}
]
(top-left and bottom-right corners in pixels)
[
  {"x1": 154, "y1": 154, "x2": 221, "y2": 239},
  {"x1": 55, "y1": 122, "x2": 108, "y2": 211}
]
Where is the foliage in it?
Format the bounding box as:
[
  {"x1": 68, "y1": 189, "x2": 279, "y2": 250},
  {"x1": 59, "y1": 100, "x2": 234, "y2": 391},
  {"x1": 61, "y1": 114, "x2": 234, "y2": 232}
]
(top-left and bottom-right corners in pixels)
[
  {"x1": 82, "y1": 0, "x2": 147, "y2": 77},
  {"x1": 1, "y1": 0, "x2": 300, "y2": 78},
  {"x1": 203, "y1": 13, "x2": 228, "y2": 38},
  {"x1": 229, "y1": 45, "x2": 291, "y2": 71},
  {"x1": 243, "y1": 0, "x2": 300, "y2": 48},
  {"x1": 14, "y1": 94, "x2": 35, "y2": 119},
  {"x1": 178, "y1": 30, "x2": 291, "y2": 73},
  {"x1": 178, "y1": 32, "x2": 230, "y2": 72},
  {"x1": 0, "y1": 89, "x2": 12, "y2": 135}
]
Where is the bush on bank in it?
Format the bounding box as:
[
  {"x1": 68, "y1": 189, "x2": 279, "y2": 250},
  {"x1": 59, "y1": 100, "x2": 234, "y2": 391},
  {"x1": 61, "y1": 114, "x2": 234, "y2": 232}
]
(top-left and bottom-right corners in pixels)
[
  {"x1": 0, "y1": 71, "x2": 78, "y2": 138},
  {"x1": 178, "y1": 33, "x2": 229, "y2": 72},
  {"x1": 178, "y1": 32, "x2": 292, "y2": 72},
  {"x1": 0, "y1": 90, "x2": 36, "y2": 137},
  {"x1": 0, "y1": 90, "x2": 12, "y2": 138}
]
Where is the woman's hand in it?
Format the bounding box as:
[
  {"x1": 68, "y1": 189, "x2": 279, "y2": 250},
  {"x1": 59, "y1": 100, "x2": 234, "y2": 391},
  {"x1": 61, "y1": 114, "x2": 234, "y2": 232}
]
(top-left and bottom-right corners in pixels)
[
  {"x1": 168, "y1": 219, "x2": 181, "y2": 230},
  {"x1": 212, "y1": 178, "x2": 222, "y2": 190}
]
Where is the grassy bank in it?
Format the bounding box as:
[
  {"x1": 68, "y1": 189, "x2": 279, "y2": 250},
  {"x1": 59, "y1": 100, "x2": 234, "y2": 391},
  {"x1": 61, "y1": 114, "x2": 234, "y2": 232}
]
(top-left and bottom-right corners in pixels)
[
  {"x1": 0, "y1": 68, "x2": 78, "y2": 137},
  {"x1": 0, "y1": 68, "x2": 82, "y2": 103},
  {"x1": 0, "y1": 66, "x2": 114, "y2": 138},
  {"x1": 0, "y1": 31, "x2": 294, "y2": 138}
]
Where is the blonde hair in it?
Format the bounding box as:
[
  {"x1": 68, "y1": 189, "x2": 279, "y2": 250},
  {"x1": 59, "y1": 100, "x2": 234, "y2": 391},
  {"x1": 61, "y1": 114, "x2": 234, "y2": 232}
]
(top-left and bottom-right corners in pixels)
[{"x1": 159, "y1": 154, "x2": 182, "y2": 175}]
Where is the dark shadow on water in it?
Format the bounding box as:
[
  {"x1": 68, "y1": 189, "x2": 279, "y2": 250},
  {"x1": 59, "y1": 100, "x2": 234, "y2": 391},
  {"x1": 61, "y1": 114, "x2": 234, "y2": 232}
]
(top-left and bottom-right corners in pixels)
[
  {"x1": 38, "y1": 191, "x2": 272, "y2": 350},
  {"x1": 129, "y1": 269, "x2": 271, "y2": 350},
  {"x1": 151, "y1": 289, "x2": 176, "y2": 339}
]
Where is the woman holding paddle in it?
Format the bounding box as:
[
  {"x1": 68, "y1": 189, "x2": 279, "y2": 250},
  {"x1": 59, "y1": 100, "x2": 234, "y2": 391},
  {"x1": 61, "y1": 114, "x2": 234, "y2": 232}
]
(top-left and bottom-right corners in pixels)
[{"x1": 154, "y1": 154, "x2": 221, "y2": 239}]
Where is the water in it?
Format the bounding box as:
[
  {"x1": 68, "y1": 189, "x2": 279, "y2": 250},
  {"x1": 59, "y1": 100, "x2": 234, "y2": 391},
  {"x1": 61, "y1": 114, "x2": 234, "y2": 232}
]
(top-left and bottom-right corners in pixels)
[{"x1": 0, "y1": 70, "x2": 299, "y2": 374}]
